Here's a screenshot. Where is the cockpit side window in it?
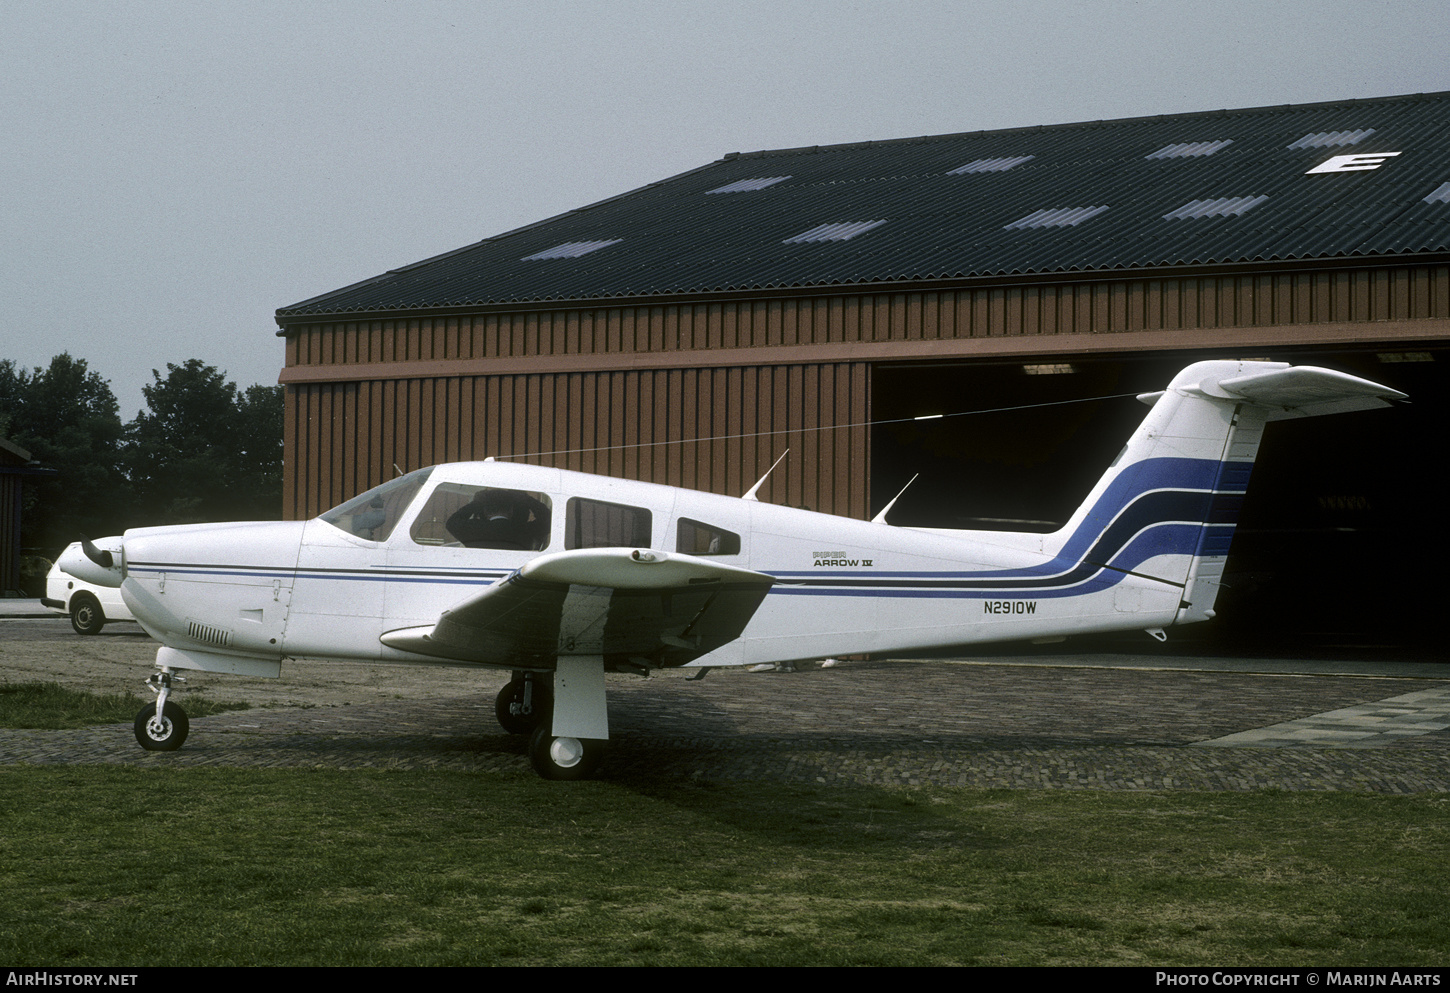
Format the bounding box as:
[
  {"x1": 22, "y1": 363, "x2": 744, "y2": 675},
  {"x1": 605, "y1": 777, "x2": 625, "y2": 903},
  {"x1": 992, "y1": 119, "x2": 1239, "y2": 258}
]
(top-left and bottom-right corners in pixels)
[
  {"x1": 565, "y1": 498, "x2": 651, "y2": 549},
  {"x1": 319, "y1": 467, "x2": 434, "y2": 542},
  {"x1": 410, "y1": 483, "x2": 553, "y2": 551},
  {"x1": 676, "y1": 518, "x2": 741, "y2": 556}
]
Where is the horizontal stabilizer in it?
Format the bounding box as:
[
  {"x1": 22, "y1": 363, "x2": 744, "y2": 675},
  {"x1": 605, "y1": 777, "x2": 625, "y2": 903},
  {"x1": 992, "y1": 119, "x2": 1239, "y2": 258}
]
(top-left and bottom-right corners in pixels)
[
  {"x1": 381, "y1": 548, "x2": 774, "y2": 669},
  {"x1": 1204, "y1": 365, "x2": 1405, "y2": 419}
]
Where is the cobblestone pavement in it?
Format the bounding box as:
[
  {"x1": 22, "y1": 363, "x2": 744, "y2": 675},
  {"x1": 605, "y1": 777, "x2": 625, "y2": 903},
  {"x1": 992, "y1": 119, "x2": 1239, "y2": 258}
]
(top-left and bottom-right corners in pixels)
[{"x1": 5, "y1": 653, "x2": 1450, "y2": 792}]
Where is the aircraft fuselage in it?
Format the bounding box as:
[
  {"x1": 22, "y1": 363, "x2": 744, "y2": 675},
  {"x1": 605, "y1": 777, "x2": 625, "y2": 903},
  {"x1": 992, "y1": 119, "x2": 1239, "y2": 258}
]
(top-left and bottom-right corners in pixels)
[{"x1": 108, "y1": 458, "x2": 1185, "y2": 672}]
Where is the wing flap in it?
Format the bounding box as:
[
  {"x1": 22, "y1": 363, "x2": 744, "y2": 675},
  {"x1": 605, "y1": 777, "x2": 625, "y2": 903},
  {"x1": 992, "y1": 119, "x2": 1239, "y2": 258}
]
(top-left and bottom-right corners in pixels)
[{"x1": 380, "y1": 548, "x2": 774, "y2": 669}]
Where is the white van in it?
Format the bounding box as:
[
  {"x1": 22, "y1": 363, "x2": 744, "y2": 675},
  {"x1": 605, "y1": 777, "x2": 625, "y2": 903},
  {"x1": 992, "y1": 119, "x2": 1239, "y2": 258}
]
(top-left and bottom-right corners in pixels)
[{"x1": 43, "y1": 541, "x2": 136, "y2": 635}]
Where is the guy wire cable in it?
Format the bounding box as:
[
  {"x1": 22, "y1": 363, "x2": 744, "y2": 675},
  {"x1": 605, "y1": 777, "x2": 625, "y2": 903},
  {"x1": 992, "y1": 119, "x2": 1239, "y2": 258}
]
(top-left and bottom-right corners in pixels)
[{"x1": 490, "y1": 390, "x2": 1145, "y2": 461}]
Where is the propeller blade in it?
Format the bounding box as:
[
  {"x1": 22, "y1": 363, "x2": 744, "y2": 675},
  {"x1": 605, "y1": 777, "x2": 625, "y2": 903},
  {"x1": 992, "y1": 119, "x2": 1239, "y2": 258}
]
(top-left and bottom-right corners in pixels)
[{"x1": 79, "y1": 535, "x2": 113, "y2": 569}]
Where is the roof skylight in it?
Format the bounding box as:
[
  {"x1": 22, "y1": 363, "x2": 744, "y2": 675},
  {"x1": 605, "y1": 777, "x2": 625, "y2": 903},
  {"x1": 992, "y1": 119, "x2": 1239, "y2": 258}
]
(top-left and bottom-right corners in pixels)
[
  {"x1": 1423, "y1": 182, "x2": 1450, "y2": 204},
  {"x1": 1162, "y1": 196, "x2": 1269, "y2": 219},
  {"x1": 1145, "y1": 140, "x2": 1233, "y2": 159},
  {"x1": 948, "y1": 155, "x2": 1034, "y2": 174},
  {"x1": 782, "y1": 220, "x2": 887, "y2": 243},
  {"x1": 1003, "y1": 206, "x2": 1109, "y2": 230},
  {"x1": 521, "y1": 239, "x2": 622, "y2": 261},
  {"x1": 1287, "y1": 129, "x2": 1376, "y2": 149},
  {"x1": 706, "y1": 176, "x2": 792, "y2": 194}
]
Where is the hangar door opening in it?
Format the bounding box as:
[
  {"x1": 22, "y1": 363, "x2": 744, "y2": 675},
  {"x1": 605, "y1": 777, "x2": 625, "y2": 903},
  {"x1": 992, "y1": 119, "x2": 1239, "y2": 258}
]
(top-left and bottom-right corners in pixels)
[{"x1": 870, "y1": 347, "x2": 1444, "y2": 651}]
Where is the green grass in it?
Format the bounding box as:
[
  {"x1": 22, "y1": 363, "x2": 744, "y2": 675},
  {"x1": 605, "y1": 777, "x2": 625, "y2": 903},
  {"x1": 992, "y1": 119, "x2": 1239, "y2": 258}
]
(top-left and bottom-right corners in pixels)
[
  {"x1": 0, "y1": 681, "x2": 250, "y2": 729},
  {"x1": 1, "y1": 767, "x2": 1447, "y2": 966}
]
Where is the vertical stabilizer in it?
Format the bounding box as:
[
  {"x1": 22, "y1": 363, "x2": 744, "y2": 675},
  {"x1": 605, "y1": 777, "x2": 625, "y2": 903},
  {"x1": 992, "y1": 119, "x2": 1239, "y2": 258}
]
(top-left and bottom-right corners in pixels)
[{"x1": 1042, "y1": 361, "x2": 1404, "y2": 628}]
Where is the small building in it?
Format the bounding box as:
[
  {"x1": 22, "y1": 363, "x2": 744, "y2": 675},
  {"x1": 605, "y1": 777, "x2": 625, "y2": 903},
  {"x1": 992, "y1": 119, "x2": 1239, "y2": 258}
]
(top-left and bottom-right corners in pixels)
[
  {"x1": 275, "y1": 91, "x2": 1450, "y2": 645},
  {"x1": 1, "y1": 438, "x2": 56, "y2": 597}
]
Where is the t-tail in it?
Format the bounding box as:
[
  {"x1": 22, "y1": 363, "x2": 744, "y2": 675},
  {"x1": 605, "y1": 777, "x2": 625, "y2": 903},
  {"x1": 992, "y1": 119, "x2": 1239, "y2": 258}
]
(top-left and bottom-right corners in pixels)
[{"x1": 1042, "y1": 360, "x2": 1404, "y2": 629}]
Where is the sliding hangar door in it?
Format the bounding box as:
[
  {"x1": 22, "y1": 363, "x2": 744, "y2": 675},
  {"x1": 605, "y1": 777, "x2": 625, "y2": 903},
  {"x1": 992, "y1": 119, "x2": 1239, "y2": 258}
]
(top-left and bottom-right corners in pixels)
[{"x1": 869, "y1": 343, "x2": 1445, "y2": 650}]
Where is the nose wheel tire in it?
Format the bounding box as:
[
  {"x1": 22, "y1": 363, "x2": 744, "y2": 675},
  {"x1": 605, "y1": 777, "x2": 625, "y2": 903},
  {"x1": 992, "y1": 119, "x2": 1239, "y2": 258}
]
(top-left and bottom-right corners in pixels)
[
  {"x1": 134, "y1": 701, "x2": 189, "y2": 751},
  {"x1": 528, "y1": 725, "x2": 605, "y2": 780}
]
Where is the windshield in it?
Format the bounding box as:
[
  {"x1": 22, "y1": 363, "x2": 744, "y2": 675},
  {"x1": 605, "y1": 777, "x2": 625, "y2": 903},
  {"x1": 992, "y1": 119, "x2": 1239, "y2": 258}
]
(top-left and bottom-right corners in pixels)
[{"x1": 318, "y1": 467, "x2": 434, "y2": 542}]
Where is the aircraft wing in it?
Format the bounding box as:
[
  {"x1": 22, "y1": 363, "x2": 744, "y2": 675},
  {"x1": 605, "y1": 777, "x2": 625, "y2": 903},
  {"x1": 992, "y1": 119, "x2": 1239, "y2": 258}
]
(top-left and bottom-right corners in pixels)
[{"x1": 380, "y1": 548, "x2": 774, "y2": 670}]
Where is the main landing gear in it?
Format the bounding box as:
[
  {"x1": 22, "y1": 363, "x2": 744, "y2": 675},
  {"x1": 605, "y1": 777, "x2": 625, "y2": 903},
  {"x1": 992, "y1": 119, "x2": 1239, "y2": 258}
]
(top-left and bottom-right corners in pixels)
[
  {"x1": 134, "y1": 667, "x2": 189, "y2": 751},
  {"x1": 495, "y1": 663, "x2": 610, "y2": 780},
  {"x1": 527, "y1": 725, "x2": 606, "y2": 780}
]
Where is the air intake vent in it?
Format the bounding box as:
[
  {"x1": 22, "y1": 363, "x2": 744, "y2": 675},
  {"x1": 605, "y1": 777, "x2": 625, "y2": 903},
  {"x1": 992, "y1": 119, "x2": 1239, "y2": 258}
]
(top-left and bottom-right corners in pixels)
[{"x1": 188, "y1": 621, "x2": 233, "y2": 647}]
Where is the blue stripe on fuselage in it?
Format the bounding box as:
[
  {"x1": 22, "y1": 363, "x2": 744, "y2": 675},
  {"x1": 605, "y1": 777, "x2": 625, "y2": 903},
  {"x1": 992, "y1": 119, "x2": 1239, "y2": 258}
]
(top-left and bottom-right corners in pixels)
[
  {"x1": 127, "y1": 562, "x2": 510, "y2": 586},
  {"x1": 766, "y1": 457, "x2": 1247, "y2": 599}
]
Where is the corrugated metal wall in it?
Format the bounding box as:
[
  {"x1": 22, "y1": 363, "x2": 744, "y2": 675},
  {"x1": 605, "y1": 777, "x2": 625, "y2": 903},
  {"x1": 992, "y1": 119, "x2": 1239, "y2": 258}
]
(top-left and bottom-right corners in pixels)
[
  {"x1": 286, "y1": 265, "x2": 1450, "y2": 369},
  {"x1": 285, "y1": 363, "x2": 870, "y2": 522},
  {"x1": 279, "y1": 263, "x2": 1450, "y2": 521}
]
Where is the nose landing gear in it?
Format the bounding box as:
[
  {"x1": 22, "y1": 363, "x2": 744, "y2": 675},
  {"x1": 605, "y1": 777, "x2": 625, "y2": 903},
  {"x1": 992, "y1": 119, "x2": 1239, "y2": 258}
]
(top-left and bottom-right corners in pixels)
[{"x1": 134, "y1": 667, "x2": 189, "y2": 751}]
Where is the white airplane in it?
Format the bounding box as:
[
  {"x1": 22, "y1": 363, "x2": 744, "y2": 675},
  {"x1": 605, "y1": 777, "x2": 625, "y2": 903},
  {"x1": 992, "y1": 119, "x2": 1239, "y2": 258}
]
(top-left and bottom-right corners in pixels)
[{"x1": 60, "y1": 360, "x2": 1404, "y2": 779}]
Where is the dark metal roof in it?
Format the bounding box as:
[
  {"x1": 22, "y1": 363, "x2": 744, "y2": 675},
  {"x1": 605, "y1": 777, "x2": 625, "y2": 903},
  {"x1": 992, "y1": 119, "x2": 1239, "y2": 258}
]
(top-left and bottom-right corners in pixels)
[{"x1": 278, "y1": 91, "x2": 1450, "y2": 322}]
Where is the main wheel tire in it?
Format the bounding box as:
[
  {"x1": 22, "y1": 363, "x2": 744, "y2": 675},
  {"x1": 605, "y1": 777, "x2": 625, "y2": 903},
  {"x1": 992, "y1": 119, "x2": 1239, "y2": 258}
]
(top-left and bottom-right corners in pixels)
[
  {"x1": 70, "y1": 594, "x2": 105, "y2": 635},
  {"x1": 495, "y1": 678, "x2": 550, "y2": 735},
  {"x1": 133, "y1": 701, "x2": 189, "y2": 751},
  {"x1": 527, "y1": 724, "x2": 606, "y2": 781}
]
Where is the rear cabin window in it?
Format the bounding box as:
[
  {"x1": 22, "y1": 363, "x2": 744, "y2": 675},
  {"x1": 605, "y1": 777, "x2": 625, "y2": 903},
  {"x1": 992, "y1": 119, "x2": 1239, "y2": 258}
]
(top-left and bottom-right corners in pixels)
[
  {"x1": 410, "y1": 484, "x2": 553, "y2": 551},
  {"x1": 565, "y1": 498, "x2": 651, "y2": 549},
  {"x1": 676, "y1": 518, "x2": 741, "y2": 556}
]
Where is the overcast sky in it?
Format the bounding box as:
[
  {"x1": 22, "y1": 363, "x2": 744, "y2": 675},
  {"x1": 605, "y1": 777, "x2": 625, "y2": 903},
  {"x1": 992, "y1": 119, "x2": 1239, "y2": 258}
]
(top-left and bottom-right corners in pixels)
[{"x1": 4, "y1": 0, "x2": 1448, "y2": 417}]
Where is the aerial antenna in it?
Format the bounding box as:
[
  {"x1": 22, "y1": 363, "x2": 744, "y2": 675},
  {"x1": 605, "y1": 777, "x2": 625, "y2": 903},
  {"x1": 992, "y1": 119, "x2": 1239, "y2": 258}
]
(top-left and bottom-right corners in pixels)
[
  {"x1": 742, "y1": 450, "x2": 789, "y2": 502},
  {"x1": 871, "y1": 473, "x2": 919, "y2": 525}
]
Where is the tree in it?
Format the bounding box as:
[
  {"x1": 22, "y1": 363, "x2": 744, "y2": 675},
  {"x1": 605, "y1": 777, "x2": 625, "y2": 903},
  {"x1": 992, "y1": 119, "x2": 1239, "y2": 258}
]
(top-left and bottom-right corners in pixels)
[
  {"x1": 0, "y1": 354, "x2": 130, "y2": 555},
  {"x1": 0, "y1": 360, "x2": 18, "y2": 436},
  {"x1": 1, "y1": 355, "x2": 284, "y2": 551},
  {"x1": 123, "y1": 360, "x2": 282, "y2": 525},
  {"x1": 232, "y1": 382, "x2": 285, "y2": 516}
]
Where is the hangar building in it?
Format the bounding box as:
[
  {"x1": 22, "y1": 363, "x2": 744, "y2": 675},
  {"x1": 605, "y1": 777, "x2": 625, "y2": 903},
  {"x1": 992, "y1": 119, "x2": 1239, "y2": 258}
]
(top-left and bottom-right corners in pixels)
[{"x1": 275, "y1": 91, "x2": 1450, "y2": 646}]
